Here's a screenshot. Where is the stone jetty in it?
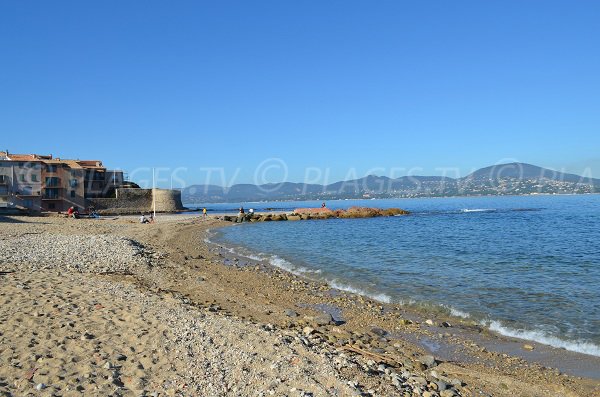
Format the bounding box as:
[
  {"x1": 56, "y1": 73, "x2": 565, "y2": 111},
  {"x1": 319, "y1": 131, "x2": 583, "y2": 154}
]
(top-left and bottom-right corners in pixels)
[{"x1": 219, "y1": 206, "x2": 409, "y2": 223}]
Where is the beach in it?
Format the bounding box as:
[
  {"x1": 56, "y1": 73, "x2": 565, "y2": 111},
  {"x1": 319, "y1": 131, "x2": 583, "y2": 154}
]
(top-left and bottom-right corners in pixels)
[{"x1": 1, "y1": 215, "x2": 599, "y2": 397}]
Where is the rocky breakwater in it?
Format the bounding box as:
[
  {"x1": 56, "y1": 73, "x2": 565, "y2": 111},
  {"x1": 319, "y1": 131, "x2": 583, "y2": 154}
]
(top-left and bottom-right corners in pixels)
[{"x1": 220, "y1": 206, "x2": 409, "y2": 223}]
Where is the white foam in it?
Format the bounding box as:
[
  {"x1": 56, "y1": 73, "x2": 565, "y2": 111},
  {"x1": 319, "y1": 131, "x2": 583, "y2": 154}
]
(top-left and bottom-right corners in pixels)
[
  {"x1": 328, "y1": 280, "x2": 392, "y2": 303},
  {"x1": 268, "y1": 255, "x2": 322, "y2": 276},
  {"x1": 461, "y1": 208, "x2": 495, "y2": 213},
  {"x1": 487, "y1": 320, "x2": 600, "y2": 357},
  {"x1": 447, "y1": 306, "x2": 471, "y2": 319}
]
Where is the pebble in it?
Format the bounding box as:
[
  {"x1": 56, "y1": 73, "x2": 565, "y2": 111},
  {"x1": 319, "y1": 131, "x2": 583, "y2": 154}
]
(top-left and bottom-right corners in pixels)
[
  {"x1": 419, "y1": 354, "x2": 437, "y2": 368},
  {"x1": 35, "y1": 383, "x2": 46, "y2": 391},
  {"x1": 284, "y1": 309, "x2": 299, "y2": 317},
  {"x1": 302, "y1": 326, "x2": 315, "y2": 336},
  {"x1": 313, "y1": 313, "x2": 334, "y2": 326}
]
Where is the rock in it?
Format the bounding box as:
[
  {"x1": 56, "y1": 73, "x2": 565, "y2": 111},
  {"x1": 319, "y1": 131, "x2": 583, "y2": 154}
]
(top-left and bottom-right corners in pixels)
[
  {"x1": 284, "y1": 309, "x2": 298, "y2": 318},
  {"x1": 287, "y1": 215, "x2": 301, "y2": 221},
  {"x1": 103, "y1": 361, "x2": 112, "y2": 369},
  {"x1": 370, "y1": 327, "x2": 387, "y2": 336},
  {"x1": 418, "y1": 354, "x2": 437, "y2": 368},
  {"x1": 441, "y1": 321, "x2": 451, "y2": 327},
  {"x1": 36, "y1": 383, "x2": 46, "y2": 391},
  {"x1": 399, "y1": 319, "x2": 412, "y2": 325},
  {"x1": 314, "y1": 313, "x2": 334, "y2": 326},
  {"x1": 425, "y1": 319, "x2": 434, "y2": 326},
  {"x1": 523, "y1": 344, "x2": 535, "y2": 351},
  {"x1": 409, "y1": 376, "x2": 427, "y2": 386},
  {"x1": 436, "y1": 380, "x2": 448, "y2": 391},
  {"x1": 303, "y1": 326, "x2": 315, "y2": 336},
  {"x1": 440, "y1": 390, "x2": 456, "y2": 397},
  {"x1": 116, "y1": 353, "x2": 127, "y2": 361}
]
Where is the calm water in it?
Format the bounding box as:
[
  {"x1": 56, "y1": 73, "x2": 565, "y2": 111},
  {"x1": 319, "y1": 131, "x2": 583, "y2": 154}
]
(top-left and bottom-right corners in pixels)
[{"x1": 210, "y1": 195, "x2": 600, "y2": 356}]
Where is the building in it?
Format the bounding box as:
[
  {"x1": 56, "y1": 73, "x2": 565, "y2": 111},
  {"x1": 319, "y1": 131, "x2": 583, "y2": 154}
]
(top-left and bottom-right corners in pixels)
[
  {"x1": 0, "y1": 151, "x2": 124, "y2": 213},
  {"x1": 0, "y1": 153, "x2": 44, "y2": 212}
]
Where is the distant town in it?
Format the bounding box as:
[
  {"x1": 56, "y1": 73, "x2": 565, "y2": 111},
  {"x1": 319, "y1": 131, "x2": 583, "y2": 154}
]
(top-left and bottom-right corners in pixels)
[{"x1": 181, "y1": 163, "x2": 600, "y2": 203}]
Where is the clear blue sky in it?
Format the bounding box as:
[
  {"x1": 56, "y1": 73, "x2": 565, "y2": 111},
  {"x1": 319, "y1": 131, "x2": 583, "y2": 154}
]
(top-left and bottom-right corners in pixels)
[{"x1": 1, "y1": 1, "x2": 599, "y2": 188}]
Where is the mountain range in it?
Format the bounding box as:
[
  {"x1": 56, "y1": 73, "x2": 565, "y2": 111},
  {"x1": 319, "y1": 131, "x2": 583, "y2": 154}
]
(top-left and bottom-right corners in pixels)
[{"x1": 182, "y1": 163, "x2": 600, "y2": 203}]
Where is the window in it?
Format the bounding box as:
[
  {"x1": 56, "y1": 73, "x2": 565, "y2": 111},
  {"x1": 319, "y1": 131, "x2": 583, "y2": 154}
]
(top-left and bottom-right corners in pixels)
[
  {"x1": 31, "y1": 174, "x2": 38, "y2": 182},
  {"x1": 45, "y1": 177, "x2": 60, "y2": 187},
  {"x1": 46, "y1": 165, "x2": 57, "y2": 172},
  {"x1": 70, "y1": 190, "x2": 75, "y2": 198},
  {"x1": 43, "y1": 188, "x2": 59, "y2": 199},
  {"x1": 19, "y1": 174, "x2": 25, "y2": 182},
  {"x1": 70, "y1": 179, "x2": 78, "y2": 187},
  {"x1": 24, "y1": 199, "x2": 32, "y2": 208}
]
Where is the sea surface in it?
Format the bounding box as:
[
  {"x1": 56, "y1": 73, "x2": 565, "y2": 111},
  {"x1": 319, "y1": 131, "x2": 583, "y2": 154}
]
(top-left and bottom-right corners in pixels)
[{"x1": 205, "y1": 195, "x2": 600, "y2": 357}]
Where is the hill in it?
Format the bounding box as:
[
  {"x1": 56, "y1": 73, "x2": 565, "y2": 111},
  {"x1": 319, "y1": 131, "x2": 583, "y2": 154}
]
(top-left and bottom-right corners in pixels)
[{"x1": 182, "y1": 163, "x2": 600, "y2": 203}]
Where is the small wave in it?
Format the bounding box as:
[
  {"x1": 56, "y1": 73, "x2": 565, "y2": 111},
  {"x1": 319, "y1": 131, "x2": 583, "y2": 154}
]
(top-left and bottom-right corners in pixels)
[
  {"x1": 328, "y1": 280, "x2": 392, "y2": 303},
  {"x1": 447, "y1": 306, "x2": 471, "y2": 319},
  {"x1": 461, "y1": 208, "x2": 496, "y2": 213},
  {"x1": 487, "y1": 321, "x2": 600, "y2": 357},
  {"x1": 268, "y1": 255, "x2": 322, "y2": 275}
]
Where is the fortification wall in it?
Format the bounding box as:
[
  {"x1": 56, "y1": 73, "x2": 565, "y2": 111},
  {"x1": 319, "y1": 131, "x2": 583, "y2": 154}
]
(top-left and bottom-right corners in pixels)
[
  {"x1": 152, "y1": 189, "x2": 184, "y2": 212},
  {"x1": 88, "y1": 188, "x2": 184, "y2": 214}
]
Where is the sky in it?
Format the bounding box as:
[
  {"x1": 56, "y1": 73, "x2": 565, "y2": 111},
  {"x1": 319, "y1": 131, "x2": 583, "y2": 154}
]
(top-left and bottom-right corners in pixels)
[{"x1": 1, "y1": 1, "x2": 599, "y2": 188}]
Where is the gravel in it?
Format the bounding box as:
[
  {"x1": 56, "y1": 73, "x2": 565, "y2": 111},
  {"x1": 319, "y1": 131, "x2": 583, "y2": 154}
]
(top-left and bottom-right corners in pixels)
[{"x1": 0, "y1": 234, "x2": 155, "y2": 273}]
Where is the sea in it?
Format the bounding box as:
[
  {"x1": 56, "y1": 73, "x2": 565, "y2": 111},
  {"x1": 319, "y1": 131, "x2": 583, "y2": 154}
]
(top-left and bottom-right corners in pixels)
[{"x1": 197, "y1": 195, "x2": 600, "y2": 357}]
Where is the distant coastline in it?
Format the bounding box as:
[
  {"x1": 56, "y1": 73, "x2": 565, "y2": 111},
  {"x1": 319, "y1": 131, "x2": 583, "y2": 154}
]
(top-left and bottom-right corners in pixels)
[{"x1": 182, "y1": 162, "x2": 600, "y2": 204}]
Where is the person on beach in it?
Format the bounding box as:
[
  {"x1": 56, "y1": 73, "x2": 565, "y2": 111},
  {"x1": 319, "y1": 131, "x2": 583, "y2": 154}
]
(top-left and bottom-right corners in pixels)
[
  {"x1": 321, "y1": 202, "x2": 326, "y2": 208},
  {"x1": 67, "y1": 206, "x2": 79, "y2": 219},
  {"x1": 239, "y1": 206, "x2": 245, "y2": 215},
  {"x1": 202, "y1": 207, "x2": 207, "y2": 220},
  {"x1": 140, "y1": 213, "x2": 149, "y2": 224}
]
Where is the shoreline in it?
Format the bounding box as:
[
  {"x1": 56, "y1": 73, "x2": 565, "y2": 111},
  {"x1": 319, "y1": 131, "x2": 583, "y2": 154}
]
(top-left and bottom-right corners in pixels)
[
  {"x1": 207, "y1": 225, "x2": 600, "y2": 380},
  {"x1": 1, "y1": 215, "x2": 599, "y2": 396}
]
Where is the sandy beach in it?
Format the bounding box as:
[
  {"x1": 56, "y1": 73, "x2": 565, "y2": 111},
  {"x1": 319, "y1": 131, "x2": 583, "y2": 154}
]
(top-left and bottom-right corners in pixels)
[{"x1": 1, "y1": 214, "x2": 599, "y2": 397}]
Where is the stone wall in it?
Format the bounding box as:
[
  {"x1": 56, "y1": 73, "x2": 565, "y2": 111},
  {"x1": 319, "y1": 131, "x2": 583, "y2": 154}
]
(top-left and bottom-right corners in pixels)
[{"x1": 88, "y1": 188, "x2": 184, "y2": 214}]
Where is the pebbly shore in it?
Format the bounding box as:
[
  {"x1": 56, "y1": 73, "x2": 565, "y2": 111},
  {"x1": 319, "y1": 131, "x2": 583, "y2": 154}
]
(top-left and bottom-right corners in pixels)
[{"x1": 0, "y1": 215, "x2": 599, "y2": 397}]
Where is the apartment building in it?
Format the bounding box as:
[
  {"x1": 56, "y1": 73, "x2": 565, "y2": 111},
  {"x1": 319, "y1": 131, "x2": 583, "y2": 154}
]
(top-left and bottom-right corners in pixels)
[
  {"x1": 0, "y1": 153, "x2": 44, "y2": 211},
  {"x1": 0, "y1": 151, "x2": 124, "y2": 213}
]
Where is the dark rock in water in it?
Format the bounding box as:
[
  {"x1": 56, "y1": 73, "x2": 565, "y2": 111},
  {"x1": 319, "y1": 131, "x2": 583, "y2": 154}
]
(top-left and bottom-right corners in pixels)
[
  {"x1": 223, "y1": 216, "x2": 232, "y2": 222},
  {"x1": 370, "y1": 327, "x2": 387, "y2": 337},
  {"x1": 314, "y1": 313, "x2": 334, "y2": 326},
  {"x1": 284, "y1": 309, "x2": 298, "y2": 317}
]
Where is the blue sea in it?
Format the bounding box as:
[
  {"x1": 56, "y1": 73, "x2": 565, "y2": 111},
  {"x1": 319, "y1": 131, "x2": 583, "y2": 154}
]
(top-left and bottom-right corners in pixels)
[{"x1": 205, "y1": 195, "x2": 600, "y2": 357}]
